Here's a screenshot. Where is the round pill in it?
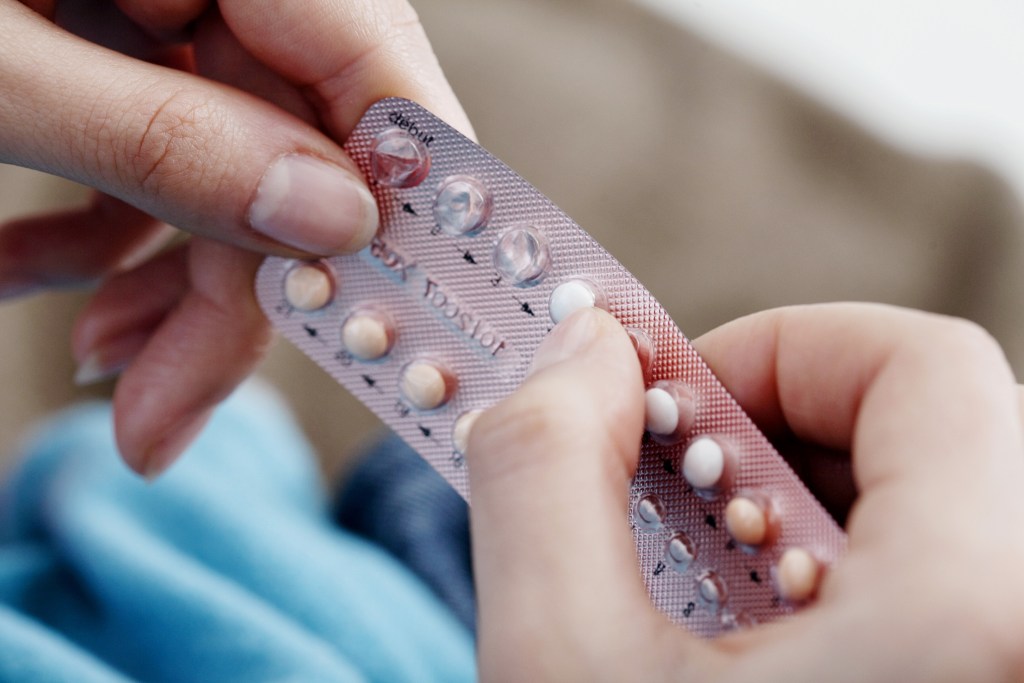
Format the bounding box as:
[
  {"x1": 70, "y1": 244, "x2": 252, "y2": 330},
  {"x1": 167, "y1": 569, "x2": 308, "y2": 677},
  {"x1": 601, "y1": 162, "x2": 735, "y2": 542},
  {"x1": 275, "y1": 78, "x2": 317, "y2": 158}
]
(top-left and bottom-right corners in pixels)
[
  {"x1": 399, "y1": 360, "x2": 454, "y2": 411},
  {"x1": 645, "y1": 387, "x2": 679, "y2": 435},
  {"x1": 645, "y1": 380, "x2": 697, "y2": 443},
  {"x1": 724, "y1": 496, "x2": 769, "y2": 547},
  {"x1": 665, "y1": 532, "x2": 696, "y2": 573},
  {"x1": 682, "y1": 436, "x2": 728, "y2": 491},
  {"x1": 451, "y1": 409, "x2": 484, "y2": 455},
  {"x1": 370, "y1": 128, "x2": 431, "y2": 188},
  {"x1": 492, "y1": 225, "x2": 550, "y2": 287},
  {"x1": 341, "y1": 311, "x2": 394, "y2": 361},
  {"x1": 775, "y1": 548, "x2": 821, "y2": 603},
  {"x1": 548, "y1": 279, "x2": 601, "y2": 324},
  {"x1": 433, "y1": 175, "x2": 492, "y2": 236},
  {"x1": 283, "y1": 262, "x2": 334, "y2": 312},
  {"x1": 632, "y1": 493, "x2": 667, "y2": 532}
]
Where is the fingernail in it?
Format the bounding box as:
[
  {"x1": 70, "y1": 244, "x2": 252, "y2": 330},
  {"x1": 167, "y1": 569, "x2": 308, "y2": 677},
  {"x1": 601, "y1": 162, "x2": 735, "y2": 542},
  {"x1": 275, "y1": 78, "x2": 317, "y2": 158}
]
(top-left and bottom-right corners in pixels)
[
  {"x1": 249, "y1": 154, "x2": 379, "y2": 253},
  {"x1": 140, "y1": 411, "x2": 210, "y2": 482},
  {"x1": 73, "y1": 331, "x2": 150, "y2": 386},
  {"x1": 529, "y1": 307, "x2": 603, "y2": 375}
]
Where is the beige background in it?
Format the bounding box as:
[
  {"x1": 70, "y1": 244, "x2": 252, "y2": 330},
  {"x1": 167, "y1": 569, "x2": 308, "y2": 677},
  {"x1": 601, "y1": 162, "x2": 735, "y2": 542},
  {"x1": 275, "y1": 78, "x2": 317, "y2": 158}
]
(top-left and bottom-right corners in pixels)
[{"x1": 2, "y1": 0, "x2": 1022, "y2": 480}]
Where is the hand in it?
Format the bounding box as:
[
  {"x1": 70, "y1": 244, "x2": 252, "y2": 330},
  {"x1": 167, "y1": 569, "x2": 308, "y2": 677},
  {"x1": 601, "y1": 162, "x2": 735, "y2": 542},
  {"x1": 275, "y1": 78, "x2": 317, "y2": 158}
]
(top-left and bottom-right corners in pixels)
[
  {"x1": 467, "y1": 304, "x2": 1024, "y2": 682},
  {"x1": 0, "y1": 0, "x2": 470, "y2": 476}
]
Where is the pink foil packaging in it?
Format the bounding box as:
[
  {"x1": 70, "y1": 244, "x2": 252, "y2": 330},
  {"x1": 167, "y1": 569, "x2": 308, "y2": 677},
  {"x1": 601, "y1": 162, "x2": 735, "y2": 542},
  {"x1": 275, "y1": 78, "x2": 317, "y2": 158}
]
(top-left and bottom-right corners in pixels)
[{"x1": 255, "y1": 98, "x2": 847, "y2": 637}]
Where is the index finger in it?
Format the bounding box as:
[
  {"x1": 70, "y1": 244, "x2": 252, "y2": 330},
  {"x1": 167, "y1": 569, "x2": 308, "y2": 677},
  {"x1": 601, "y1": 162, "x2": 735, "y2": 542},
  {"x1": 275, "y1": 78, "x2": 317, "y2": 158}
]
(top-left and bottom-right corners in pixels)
[{"x1": 218, "y1": 0, "x2": 474, "y2": 139}]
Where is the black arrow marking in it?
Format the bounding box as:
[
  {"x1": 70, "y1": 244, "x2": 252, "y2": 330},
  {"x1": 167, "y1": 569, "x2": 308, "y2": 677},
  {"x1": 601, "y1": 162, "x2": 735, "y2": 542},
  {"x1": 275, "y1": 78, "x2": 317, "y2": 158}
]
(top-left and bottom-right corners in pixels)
[
  {"x1": 418, "y1": 424, "x2": 432, "y2": 438},
  {"x1": 402, "y1": 202, "x2": 417, "y2": 215}
]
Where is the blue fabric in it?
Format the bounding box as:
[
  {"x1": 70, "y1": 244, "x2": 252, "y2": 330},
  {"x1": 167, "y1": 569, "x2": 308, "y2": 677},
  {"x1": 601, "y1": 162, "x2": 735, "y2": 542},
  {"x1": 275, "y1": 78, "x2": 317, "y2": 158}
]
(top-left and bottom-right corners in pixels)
[
  {"x1": 0, "y1": 383, "x2": 475, "y2": 683},
  {"x1": 335, "y1": 434, "x2": 475, "y2": 633}
]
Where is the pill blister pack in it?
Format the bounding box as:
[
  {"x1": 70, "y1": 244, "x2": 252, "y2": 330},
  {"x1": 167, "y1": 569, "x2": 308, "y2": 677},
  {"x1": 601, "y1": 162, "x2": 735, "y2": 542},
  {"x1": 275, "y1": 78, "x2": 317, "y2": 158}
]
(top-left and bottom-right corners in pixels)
[{"x1": 255, "y1": 98, "x2": 847, "y2": 637}]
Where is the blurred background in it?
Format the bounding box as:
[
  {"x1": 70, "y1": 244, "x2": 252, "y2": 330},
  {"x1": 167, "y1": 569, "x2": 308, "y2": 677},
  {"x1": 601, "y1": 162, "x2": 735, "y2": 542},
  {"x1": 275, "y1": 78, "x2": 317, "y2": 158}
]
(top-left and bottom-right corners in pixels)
[{"x1": 2, "y1": 0, "x2": 1022, "y2": 479}]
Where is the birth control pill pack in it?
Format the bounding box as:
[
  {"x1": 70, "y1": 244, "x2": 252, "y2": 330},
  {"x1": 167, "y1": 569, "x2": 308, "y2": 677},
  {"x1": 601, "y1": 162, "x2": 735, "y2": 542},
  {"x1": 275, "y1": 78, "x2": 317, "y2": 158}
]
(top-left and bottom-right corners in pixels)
[{"x1": 255, "y1": 98, "x2": 847, "y2": 637}]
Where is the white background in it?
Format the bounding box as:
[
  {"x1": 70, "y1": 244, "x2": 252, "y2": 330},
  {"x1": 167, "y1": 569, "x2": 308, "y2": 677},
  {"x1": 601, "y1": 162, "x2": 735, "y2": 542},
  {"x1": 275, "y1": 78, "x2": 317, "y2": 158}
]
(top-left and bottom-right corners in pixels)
[{"x1": 637, "y1": 0, "x2": 1024, "y2": 199}]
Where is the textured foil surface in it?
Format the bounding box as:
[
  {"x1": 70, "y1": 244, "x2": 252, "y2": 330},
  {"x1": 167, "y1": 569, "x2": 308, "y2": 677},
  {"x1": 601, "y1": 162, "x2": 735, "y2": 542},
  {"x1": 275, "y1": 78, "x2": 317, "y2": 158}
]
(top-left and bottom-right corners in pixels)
[{"x1": 256, "y1": 98, "x2": 847, "y2": 637}]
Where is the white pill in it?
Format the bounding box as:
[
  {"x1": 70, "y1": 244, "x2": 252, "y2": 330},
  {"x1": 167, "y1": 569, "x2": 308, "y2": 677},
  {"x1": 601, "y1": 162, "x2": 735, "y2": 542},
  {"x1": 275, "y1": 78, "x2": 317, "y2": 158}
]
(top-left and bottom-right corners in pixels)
[
  {"x1": 724, "y1": 496, "x2": 769, "y2": 547},
  {"x1": 645, "y1": 387, "x2": 679, "y2": 435},
  {"x1": 549, "y1": 279, "x2": 599, "y2": 324},
  {"x1": 399, "y1": 361, "x2": 453, "y2": 411},
  {"x1": 341, "y1": 312, "x2": 394, "y2": 361},
  {"x1": 451, "y1": 409, "x2": 484, "y2": 455},
  {"x1": 775, "y1": 548, "x2": 821, "y2": 603},
  {"x1": 283, "y1": 263, "x2": 334, "y2": 312},
  {"x1": 682, "y1": 436, "x2": 727, "y2": 491}
]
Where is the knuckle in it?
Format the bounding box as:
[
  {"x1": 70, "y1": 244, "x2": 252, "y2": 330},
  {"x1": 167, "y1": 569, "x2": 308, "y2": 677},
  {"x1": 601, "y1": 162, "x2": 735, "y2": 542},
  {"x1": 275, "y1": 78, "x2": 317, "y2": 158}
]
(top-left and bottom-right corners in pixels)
[{"x1": 101, "y1": 88, "x2": 229, "y2": 197}]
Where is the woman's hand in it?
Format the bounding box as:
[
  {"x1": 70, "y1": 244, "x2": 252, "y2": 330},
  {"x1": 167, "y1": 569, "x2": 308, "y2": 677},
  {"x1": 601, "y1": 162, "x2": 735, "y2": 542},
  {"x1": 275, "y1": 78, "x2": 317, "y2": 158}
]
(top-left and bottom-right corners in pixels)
[
  {"x1": 468, "y1": 303, "x2": 1024, "y2": 682},
  {"x1": 0, "y1": 0, "x2": 470, "y2": 476}
]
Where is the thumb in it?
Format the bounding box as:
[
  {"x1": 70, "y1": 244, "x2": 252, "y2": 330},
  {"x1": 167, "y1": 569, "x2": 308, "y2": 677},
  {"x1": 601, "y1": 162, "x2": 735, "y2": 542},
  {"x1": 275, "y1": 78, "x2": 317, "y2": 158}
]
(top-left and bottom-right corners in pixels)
[
  {"x1": 467, "y1": 308, "x2": 677, "y2": 679},
  {"x1": 0, "y1": 3, "x2": 376, "y2": 255}
]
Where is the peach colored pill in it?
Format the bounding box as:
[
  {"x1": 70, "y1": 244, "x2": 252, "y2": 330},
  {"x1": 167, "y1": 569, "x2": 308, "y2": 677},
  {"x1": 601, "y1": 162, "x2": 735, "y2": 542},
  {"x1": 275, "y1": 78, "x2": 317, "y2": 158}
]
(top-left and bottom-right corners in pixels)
[
  {"x1": 284, "y1": 263, "x2": 333, "y2": 312},
  {"x1": 341, "y1": 313, "x2": 394, "y2": 361},
  {"x1": 451, "y1": 409, "x2": 484, "y2": 454},
  {"x1": 400, "y1": 361, "x2": 453, "y2": 411},
  {"x1": 776, "y1": 548, "x2": 821, "y2": 603},
  {"x1": 724, "y1": 496, "x2": 768, "y2": 547}
]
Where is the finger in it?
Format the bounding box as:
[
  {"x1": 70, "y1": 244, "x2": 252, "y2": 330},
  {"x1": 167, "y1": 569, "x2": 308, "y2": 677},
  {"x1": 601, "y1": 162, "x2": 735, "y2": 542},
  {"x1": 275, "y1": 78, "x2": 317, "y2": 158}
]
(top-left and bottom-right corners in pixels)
[
  {"x1": 691, "y1": 304, "x2": 1023, "y2": 538},
  {"x1": 192, "y1": 9, "x2": 316, "y2": 124},
  {"x1": 113, "y1": 0, "x2": 209, "y2": 36},
  {"x1": 0, "y1": 3, "x2": 378, "y2": 256},
  {"x1": 111, "y1": 238, "x2": 271, "y2": 477},
  {"x1": 0, "y1": 194, "x2": 174, "y2": 297},
  {"x1": 468, "y1": 308, "x2": 714, "y2": 679},
  {"x1": 71, "y1": 245, "x2": 190, "y2": 383},
  {"x1": 217, "y1": 0, "x2": 474, "y2": 139}
]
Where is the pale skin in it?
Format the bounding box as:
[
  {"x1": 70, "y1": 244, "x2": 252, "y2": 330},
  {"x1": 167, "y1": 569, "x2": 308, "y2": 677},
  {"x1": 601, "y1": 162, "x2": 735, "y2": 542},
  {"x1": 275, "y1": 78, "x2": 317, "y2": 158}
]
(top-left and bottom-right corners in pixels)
[
  {"x1": 2, "y1": 1, "x2": 1023, "y2": 679},
  {"x1": 468, "y1": 304, "x2": 1024, "y2": 682},
  {"x1": 0, "y1": 0, "x2": 472, "y2": 477}
]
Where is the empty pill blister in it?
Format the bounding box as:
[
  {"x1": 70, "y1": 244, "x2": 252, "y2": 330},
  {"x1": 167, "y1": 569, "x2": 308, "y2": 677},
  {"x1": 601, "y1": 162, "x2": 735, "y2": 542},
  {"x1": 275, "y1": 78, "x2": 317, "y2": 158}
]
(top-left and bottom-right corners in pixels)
[{"x1": 255, "y1": 98, "x2": 847, "y2": 637}]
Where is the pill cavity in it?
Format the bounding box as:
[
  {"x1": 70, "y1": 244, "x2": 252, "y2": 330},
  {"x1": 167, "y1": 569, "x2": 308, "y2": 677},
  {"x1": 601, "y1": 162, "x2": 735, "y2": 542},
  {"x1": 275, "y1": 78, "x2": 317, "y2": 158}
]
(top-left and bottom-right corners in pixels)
[
  {"x1": 433, "y1": 175, "x2": 492, "y2": 236},
  {"x1": 682, "y1": 436, "x2": 733, "y2": 494},
  {"x1": 371, "y1": 127, "x2": 431, "y2": 188},
  {"x1": 548, "y1": 279, "x2": 604, "y2": 324},
  {"x1": 625, "y1": 327, "x2": 655, "y2": 383},
  {"x1": 399, "y1": 360, "x2": 455, "y2": 411},
  {"x1": 724, "y1": 495, "x2": 771, "y2": 548},
  {"x1": 283, "y1": 262, "x2": 335, "y2": 312},
  {"x1": 644, "y1": 380, "x2": 696, "y2": 443},
  {"x1": 451, "y1": 409, "x2": 484, "y2": 455},
  {"x1": 665, "y1": 532, "x2": 697, "y2": 573},
  {"x1": 493, "y1": 225, "x2": 550, "y2": 286},
  {"x1": 775, "y1": 548, "x2": 822, "y2": 603},
  {"x1": 697, "y1": 571, "x2": 727, "y2": 613},
  {"x1": 632, "y1": 493, "x2": 667, "y2": 532},
  {"x1": 341, "y1": 310, "x2": 395, "y2": 361}
]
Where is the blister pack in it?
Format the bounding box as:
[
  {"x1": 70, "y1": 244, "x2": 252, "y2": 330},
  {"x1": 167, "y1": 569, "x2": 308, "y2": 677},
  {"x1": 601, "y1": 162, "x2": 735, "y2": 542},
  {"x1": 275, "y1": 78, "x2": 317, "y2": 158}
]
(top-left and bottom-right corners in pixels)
[{"x1": 255, "y1": 98, "x2": 847, "y2": 637}]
